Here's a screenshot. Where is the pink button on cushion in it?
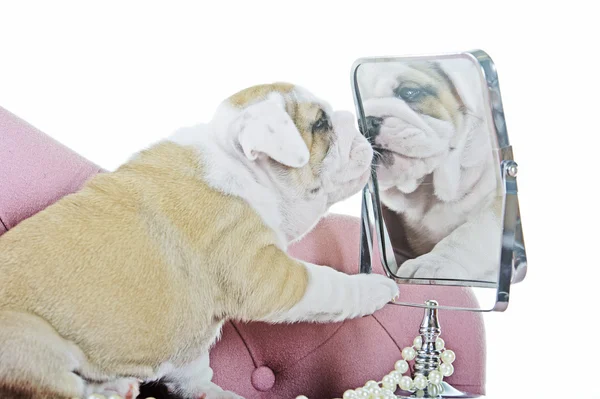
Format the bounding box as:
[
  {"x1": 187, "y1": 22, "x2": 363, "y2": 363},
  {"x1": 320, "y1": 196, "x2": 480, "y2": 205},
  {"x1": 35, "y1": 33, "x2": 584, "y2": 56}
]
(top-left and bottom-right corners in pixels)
[{"x1": 251, "y1": 366, "x2": 276, "y2": 392}]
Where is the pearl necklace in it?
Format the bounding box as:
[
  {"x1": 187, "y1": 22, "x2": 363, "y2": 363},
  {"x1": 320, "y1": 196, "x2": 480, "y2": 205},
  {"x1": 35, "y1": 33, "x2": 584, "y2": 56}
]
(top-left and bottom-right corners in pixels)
[{"x1": 296, "y1": 335, "x2": 456, "y2": 399}]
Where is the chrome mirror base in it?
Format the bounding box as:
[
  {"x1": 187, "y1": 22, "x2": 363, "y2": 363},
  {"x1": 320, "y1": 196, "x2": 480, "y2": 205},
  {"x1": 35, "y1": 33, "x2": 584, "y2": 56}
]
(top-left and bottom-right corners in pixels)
[{"x1": 399, "y1": 301, "x2": 482, "y2": 398}]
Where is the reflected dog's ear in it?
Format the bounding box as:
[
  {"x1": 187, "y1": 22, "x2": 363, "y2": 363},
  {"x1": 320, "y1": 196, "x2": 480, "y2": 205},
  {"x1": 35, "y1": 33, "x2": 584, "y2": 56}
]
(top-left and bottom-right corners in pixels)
[
  {"x1": 440, "y1": 58, "x2": 484, "y2": 117},
  {"x1": 234, "y1": 93, "x2": 309, "y2": 168},
  {"x1": 433, "y1": 149, "x2": 461, "y2": 201},
  {"x1": 433, "y1": 58, "x2": 489, "y2": 201}
]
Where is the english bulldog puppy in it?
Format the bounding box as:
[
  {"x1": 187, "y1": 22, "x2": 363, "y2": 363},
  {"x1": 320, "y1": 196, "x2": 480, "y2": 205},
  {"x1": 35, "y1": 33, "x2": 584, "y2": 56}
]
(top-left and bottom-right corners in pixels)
[
  {"x1": 357, "y1": 59, "x2": 502, "y2": 281},
  {"x1": 0, "y1": 83, "x2": 399, "y2": 399}
]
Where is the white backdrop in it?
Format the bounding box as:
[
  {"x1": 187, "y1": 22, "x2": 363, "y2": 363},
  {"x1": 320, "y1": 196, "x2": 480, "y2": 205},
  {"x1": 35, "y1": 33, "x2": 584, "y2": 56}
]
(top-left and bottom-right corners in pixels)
[{"x1": 1, "y1": 1, "x2": 598, "y2": 398}]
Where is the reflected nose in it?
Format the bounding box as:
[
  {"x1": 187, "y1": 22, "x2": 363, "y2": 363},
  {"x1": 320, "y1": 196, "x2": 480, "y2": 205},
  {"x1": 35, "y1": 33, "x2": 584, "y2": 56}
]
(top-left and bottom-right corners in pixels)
[{"x1": 358, "y1": 116, "x2": 384, "y2": 143}]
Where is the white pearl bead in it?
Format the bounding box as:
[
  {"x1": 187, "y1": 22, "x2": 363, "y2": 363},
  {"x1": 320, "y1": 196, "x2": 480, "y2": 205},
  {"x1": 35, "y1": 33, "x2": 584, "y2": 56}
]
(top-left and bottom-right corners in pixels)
[
  {"x1": 413, "y1": 374, "x2": 428, "y2": 390},
  {"x1": 342, "y1": 390, "x2": 356, "y2": 399},
  {"x1": 415, "y1": 389, "x2": 425, "y2": 397},
  {"x1": 435, "y1": 337, "x2": 445, "y2": 351},
  {"x1": 441, "y1": 349, "x2": 456, "y2": 364},
  {"x1": 382, "y1": 375, "x2": 396, "y2": 390},
  {"x1": 296, "y1": 396, "x2": 309, "y2": 399},
  {"x1": 388, "y1": 370, "x2": 403, "y2": 383},
  {"x1": 364, "y1": 380, "x2": 378, "y2": 390},
  {"x1": 107, "y1": 395, "x2": 123, "y2": 399},
  {"x1": 413, "y1": 336, "x2": 423, "y2": 349},
  {"x1": 428, "y1": 370, "x2": 443, "y2": 384},
  {"x1": 394, "y1": 359, "x2": 409, "y2": 373},
  {"x1": 354, "y1": 388, "x2": 370, "y2": 398},
  {"x1": 402, "y1": 346, "x2": 417, "y2": 361},
  {"x1": 399, "y1": 375, "x2": 413, "y2": 391},
  {"x1": 87, "y1": 395, "x2": 107, "y2": 399},
  {"x1": 381, "y1": 388, "x2": 396, "y2": 399},
  {"x1": 440, "y1": 362, "x2": 454, "y2": 377}
]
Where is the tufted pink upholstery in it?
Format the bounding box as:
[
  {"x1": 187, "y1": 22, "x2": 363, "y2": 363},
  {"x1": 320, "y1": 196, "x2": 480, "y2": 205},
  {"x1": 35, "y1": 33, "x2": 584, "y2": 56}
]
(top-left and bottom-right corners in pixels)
[{"x1": 0, "y1": 107, "x2": 103, "y2": 233}]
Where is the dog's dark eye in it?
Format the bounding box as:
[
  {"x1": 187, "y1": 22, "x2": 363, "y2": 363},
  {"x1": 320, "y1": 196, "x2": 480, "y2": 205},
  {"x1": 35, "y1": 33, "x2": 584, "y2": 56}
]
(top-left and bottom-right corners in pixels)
[
  {"x1": 394, "y1": 87, "x2": 424, "y2": 102},
  {"x1": 312, "y1": 113, "x2": 331, "y2": 133}
]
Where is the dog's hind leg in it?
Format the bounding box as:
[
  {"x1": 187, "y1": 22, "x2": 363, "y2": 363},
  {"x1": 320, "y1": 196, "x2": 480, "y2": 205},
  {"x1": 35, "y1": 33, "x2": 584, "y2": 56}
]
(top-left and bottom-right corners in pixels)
[
  {"x1": 0, "y1": 310, "x2": 89, "y2": 399},
  {"x1": 0, "y1": 310, "x2": 144, "y2": 399}
]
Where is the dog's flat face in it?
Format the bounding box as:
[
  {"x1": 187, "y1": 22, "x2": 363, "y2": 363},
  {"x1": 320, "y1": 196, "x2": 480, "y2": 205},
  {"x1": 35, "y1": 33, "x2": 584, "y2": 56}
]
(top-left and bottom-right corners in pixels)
[
  {"x1": 210, "y1": 83, "x2": 373, "y2": 240},
  {"x1": 357, "y1": 60, "x2": 487, "y2": 197}
]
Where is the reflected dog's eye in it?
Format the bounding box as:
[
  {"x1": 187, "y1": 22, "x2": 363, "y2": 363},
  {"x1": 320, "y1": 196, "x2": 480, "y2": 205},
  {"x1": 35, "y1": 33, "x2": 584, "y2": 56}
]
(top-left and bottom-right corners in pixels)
[
  {"x1": 394, "y1": 86, "x2": 424, "y2": 102},
  {"x1": 312, "y1": 112, "x2": 331, "y2": 133}
]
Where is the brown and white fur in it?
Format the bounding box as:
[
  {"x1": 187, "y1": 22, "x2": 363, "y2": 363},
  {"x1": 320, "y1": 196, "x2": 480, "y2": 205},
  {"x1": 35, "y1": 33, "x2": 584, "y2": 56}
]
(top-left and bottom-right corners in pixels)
[
  {"x1": 0, "y1": 83, "x2": 399, "y2": 399},
  {"x1": 357, "y1": 59, "x2": 502, "y2": 282}
]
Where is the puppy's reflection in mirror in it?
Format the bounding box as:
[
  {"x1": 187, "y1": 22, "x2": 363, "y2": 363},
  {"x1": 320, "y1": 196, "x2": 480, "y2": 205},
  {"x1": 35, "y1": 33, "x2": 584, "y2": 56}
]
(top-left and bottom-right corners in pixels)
[{"x1": 357, "y1": 58, "x2": 502, "y2": 284}]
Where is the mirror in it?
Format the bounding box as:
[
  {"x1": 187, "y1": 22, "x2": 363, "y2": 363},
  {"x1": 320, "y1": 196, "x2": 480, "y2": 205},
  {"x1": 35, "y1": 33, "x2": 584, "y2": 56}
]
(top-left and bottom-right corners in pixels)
[{"x1": 351, "y1": 50, "x2": 527, "y2": 311}]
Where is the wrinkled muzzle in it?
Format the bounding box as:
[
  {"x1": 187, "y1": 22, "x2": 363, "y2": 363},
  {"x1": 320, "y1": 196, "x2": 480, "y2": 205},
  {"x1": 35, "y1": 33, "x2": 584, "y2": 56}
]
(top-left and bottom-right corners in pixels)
[
  {"x1": 362, "y1": 98, "x2": 454, "y2": 159},
  {"x1": 322, "y1": 110, "x2": 373, "y2": 205},
  {"x1": 361, "y1": 98, "x2": 457, "y2": 192}
]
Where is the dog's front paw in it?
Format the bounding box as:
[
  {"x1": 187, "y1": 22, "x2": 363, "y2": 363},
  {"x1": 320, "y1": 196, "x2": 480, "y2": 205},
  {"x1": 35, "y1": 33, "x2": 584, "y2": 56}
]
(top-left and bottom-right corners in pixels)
[
  {"x1": 267, "y1": 263, "x2": 399, "y2": 324},
  {"x1": 348, "y1": 273, "x2": 399, "y2": 318}
]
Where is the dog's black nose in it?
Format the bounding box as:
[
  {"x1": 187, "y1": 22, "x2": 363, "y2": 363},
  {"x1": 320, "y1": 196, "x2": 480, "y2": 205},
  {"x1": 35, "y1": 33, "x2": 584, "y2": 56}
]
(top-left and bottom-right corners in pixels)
[{"x1": 359, "y1": 116, "x2": 384, "y2": 143}]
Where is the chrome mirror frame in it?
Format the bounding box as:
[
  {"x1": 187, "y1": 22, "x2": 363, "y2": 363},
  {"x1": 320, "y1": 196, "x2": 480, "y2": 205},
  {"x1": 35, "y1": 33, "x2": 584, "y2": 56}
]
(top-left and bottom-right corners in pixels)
[{"x1": 352, "y1": 49, "x2": 527, "y2": 312}]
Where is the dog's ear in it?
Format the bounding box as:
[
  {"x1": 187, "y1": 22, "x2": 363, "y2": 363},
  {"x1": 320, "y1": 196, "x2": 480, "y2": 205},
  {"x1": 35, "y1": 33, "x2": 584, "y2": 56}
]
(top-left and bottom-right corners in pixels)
[
  {"x1": 442, "y1": 58, "x2": 485, "y2": 117},
  {"x1": 235, "y1": 93, "x2": 309, "y2": 168},
  {"x1": 433, "y1": 150, "x2": 462, "y2": 201}
]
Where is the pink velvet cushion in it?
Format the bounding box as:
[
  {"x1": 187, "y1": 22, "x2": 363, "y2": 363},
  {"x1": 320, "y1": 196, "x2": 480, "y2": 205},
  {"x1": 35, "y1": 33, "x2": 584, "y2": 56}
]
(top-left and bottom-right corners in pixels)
[
  {"x1": 0, "y1": 107, "x2": 103, "y2": 234},
  {"x1": 0, "y1": 106, "x2": 485, "y2": 398}
]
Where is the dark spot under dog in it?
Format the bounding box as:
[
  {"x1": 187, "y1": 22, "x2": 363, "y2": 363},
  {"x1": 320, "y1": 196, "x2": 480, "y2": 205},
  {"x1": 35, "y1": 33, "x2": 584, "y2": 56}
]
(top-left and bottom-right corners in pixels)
[{"x1": 138, "y1": 380, "x2": 173, "y2": 399}]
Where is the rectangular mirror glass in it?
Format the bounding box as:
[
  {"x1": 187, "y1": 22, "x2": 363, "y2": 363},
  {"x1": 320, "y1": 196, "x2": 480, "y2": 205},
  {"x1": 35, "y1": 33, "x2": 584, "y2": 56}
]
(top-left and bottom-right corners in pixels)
[{"x1": 352, "y1": 50, "x2": 527, "y2": 311}]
